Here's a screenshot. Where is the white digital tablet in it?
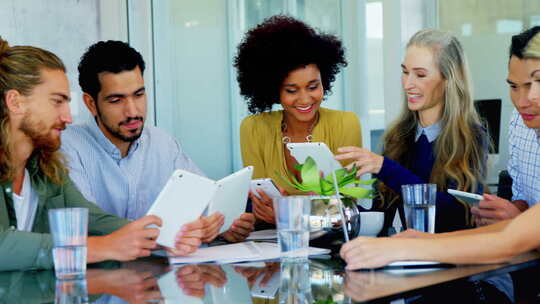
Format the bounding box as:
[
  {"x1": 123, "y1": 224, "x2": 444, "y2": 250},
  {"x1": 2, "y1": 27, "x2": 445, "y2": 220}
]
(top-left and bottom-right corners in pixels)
[
  {"x1": 251, "y1": 269, "x2": 280, "y2": 299},
  {"x1": 448, "y1": 189, "x2": 484, "y2": 206},
  {"x1": 208, "y1": 166, "x2": 254, "y2": 234},
  {"x1": 286, "y1": 142, "x2": 342, "y2": 176},
  {"x1": 250, "y1": 178, "x2": 282, "y2": 199},
  {"x1": 146, "y1": 170, "x2": 217, "y2": 248}
]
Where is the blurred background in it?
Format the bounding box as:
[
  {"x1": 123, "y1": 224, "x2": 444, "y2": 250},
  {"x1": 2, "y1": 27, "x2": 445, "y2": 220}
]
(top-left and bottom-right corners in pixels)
[{"x1": 2, "y1": 0, "x2": 540, "y2": 189}]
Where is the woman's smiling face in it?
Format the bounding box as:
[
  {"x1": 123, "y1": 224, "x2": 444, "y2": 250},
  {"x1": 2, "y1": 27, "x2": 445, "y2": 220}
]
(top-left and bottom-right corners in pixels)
[{"x1": 279, "y1": 63, "x2": 324, "y2": 124}]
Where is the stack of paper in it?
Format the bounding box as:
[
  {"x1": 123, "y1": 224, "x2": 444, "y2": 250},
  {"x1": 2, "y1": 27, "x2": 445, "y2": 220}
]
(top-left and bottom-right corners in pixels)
[
  {"x1": 168, "y1": 241, "x2": 330, "y2": 264},
  {"x1": 245, "y1": 229, "x2": 277, "y2": 241}
]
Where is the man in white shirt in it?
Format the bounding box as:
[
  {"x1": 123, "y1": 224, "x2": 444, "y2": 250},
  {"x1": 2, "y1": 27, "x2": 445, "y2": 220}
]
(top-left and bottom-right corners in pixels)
[
  {"x1": 61, "y1": 40, "x2": 254, "y2": 242},
  {"x1": 472, "y1": 26, "x2": 540, "y2": 225}
]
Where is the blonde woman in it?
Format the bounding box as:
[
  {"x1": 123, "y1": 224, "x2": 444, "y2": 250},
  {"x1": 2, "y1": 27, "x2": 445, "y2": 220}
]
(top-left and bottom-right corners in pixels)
[
  {"x1": 336, "y1": 29, "x2": 488, "y2": 233},
  {"x1": 340, "y1": 29, "x2": 540, "y2": 270}
]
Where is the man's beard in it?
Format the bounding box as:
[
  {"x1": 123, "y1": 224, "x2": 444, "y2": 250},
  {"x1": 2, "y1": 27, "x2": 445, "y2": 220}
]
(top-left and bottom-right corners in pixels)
[
  {"x1": 97, "y1": 110, "x2": 144, "y2": 143},
  {"x1": 19, "y1": 113, "x2": 65, "y2": 152}
]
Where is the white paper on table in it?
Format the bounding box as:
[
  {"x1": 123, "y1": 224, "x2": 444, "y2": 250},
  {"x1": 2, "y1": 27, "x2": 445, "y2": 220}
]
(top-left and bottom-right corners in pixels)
[
  {"x1": 168, "y1": 241, "x2": 330, "y2": 265},
  {"x1": 245, "y1": 229, "x2": 277, "y2": 241},
  {"x1": 168, "y1": 242, "x2": 261, "y2": 264}
]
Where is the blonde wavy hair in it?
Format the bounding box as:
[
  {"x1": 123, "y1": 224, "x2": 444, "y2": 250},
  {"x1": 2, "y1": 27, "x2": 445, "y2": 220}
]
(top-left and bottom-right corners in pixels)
[
  {"x1": 0, "y1": 37, "x2": 67, "y2": 184},
  {"x1": 379, "y1": 29, "x2": 487, "y2": 211}
]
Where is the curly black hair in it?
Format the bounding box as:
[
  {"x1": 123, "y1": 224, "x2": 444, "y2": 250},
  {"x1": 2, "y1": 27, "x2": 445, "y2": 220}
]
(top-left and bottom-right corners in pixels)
[
  {"x1": 234, "y1": 15, "x2": 347, "y2": 114},
  {"x1": 78, "y1": 40, "x2": 145, "y2": 101}
]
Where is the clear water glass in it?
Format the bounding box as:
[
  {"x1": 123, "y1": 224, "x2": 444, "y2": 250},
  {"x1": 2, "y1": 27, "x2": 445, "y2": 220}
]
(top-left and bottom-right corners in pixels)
[
  {"x1": 273, "y1": 196, "x2": 311, "y2": 259},
  {"x1": 55, "y1": 279, "x2": 89, "y2": 304},
  {"x1": 279, "y1": 259, "x2": 313, "y2": 304},
  {"x1": 48, "y1": 208, "x2": 88, "y2": 280},
  {"x1": 401, "y1": 184, "x2": 436, "y2": 233}
]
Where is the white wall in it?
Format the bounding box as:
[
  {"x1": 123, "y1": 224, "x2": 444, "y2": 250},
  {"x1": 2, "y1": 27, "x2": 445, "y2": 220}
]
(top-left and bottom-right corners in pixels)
[{"x1": 0, "y1": 0, "x2": 127, "y2": 124}]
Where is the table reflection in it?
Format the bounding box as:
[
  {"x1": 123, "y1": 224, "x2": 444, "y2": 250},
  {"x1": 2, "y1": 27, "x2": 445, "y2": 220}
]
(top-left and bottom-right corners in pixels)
[{"x1": 1, "y1": 252, "x2": 540, "y2": 303}]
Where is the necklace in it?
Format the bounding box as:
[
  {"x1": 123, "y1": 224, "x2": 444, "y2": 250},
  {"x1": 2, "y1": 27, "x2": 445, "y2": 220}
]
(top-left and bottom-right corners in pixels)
[{"x1": 281, "y1": 112, "x2": 320, "y2": 144}]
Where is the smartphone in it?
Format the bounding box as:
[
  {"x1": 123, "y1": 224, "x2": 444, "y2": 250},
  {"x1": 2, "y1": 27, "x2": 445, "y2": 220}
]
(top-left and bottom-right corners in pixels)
[
  {"x1": 447, "y1": 189, "x2": 484, "y2": 206},
  {"x1": 250, "y1": 178, "x2": 282, "y2": 199}
]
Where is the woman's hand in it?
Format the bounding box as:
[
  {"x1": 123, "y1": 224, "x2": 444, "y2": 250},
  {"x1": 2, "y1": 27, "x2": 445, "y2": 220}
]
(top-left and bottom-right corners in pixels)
[
  {"x1": 340, "y1": 237, "x2": 403, "y2": 270},
  {"x1": 391, "y1": 229, "x2": 433, "y2": 239},
  {"x1": 250, "y1": 190, "x2": 276, "y2": 224},
  {"x1": 222, "y1": 213, "x2": 256, "y2": 242},
  {"x1": 335, "y1": 146, "x2": 384, "y2": 176}
]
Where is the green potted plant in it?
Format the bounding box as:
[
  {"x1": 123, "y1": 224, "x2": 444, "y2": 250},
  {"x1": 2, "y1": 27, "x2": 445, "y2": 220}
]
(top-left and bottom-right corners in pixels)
[{"x1": 277, "y1": 157, "x2": 376, "y2": 240}]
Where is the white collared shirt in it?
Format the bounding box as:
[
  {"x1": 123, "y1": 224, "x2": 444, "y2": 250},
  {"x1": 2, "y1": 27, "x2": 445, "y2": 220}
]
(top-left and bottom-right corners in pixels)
[
  {"x1": 12, "y1": 169, "x2": 38, "y2": 232},
  {"x1": 415, "y1": 120, "x2": 442, "y2": 143}
]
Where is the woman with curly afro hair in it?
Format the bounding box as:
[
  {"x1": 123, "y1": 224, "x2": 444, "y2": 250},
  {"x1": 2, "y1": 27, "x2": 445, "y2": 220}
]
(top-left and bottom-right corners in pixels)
[{"x1": 235, "y1": 15, "x2": 362, "y2": 225}]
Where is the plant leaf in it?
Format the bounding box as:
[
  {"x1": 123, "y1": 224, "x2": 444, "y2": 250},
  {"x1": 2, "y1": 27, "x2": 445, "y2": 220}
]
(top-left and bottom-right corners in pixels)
[
  {"x1": 338, "y1": 186, "x2": 372, "y2": 199},
  {"x1": 356, "y1": 178, "x2": 377, "y2": 185},
  {"x1": 274, "y1": 170, "x2": 309, "y2": 192},
  {"x1": 300, "y1": 157, "x2": 322, "y2": 194},
  {"x1": 320, "y1": 178, "x2": 333, "y2": 194}
]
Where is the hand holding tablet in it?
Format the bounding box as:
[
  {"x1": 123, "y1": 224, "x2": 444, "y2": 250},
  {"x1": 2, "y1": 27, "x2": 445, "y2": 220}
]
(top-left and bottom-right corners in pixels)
[{"x1": 447, "y1": 189, "x2": 484, "y2": 206}]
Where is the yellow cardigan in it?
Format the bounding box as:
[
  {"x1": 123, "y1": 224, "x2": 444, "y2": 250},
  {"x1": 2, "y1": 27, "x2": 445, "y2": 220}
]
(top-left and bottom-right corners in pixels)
[{"x1": 240, "y1": 107, "x2": 362, "y2": 195}]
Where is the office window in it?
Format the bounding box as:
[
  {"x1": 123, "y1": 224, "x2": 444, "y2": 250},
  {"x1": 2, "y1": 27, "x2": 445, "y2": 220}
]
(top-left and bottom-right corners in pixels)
[{"x1": 0, "y1": 0, "x2": 127, "y2": 123}]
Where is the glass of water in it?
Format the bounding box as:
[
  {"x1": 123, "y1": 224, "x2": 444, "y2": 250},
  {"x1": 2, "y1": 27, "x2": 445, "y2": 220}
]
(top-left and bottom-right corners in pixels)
[
  {"x1": 55, "y1": 279, "x2": 89, "y2": 304},
  {"x1": 273, "y1": 196, "x2": 311, "y2": 259},
  {"x1": 401, "y1": 184, "x2": 436, "y2": 233},
  {"x1": 278, "y1": 259, "x2": 313, "y2": 304},
  {"x1": 48, "y1": 208, "x2": 88, "y2": 280}
]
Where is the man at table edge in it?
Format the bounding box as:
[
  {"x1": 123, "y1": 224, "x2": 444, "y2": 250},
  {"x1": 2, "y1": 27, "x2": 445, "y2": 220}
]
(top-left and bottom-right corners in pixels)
[{"x1": 0, "y1": 37, "x2": 203, "y2": 271}]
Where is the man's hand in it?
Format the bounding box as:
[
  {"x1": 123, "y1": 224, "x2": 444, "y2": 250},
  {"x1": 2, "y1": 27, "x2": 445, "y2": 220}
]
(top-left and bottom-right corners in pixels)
[
  {"x1": 471, "y1": 194, "x2": 525, "y2": 226},
  {"x1": 222, "y1": 213, "x2": 256, "y2": 242},
  {"x1": 86, "y1": 268, "x2": 161, "y2": 303},
  {"x1": 88, "y1": 215, "x2": 162, "y2": 263},
  {"x1": 234, "y1": 262, "x2": 279, "y2": 289},
  {"x1": 200, "y1": 212, "x2": 225, "y2": 243},
  {"x1": 250, "y1": 190, "x2": 276, "y2": 224},
  {"x1": 175, "y1": 265, "x2": 227, "y2": 298},
  {"x1": 166, "y1": 218, "x2": 207, "y2": 256}
]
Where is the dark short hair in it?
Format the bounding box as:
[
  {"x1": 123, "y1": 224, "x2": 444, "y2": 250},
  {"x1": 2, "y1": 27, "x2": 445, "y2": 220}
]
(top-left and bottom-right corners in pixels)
[
  {"x1": 78, "y1": 40, "x2": 145, "y2": 100},
  {"x1": 510, "y1": 26, "x2": 540, "y2": 59},
  {"x1": 234, "y1": 15, "x2": 347, "y2": 114}
]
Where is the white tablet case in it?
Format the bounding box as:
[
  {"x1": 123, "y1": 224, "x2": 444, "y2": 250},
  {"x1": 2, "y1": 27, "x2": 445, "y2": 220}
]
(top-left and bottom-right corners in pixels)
[
  {"x1": 286, "y1": 142, "x2": 342, "y2": 176},
  {"x1": 146, "y1": 170, "x2": 217, "y2": 248},
  {"x1": 208, "y1": 166, "x2": 253, "y2": 234},
  {"x1": 250, "y1": 178, "x2": 282, "y2": 199}
]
